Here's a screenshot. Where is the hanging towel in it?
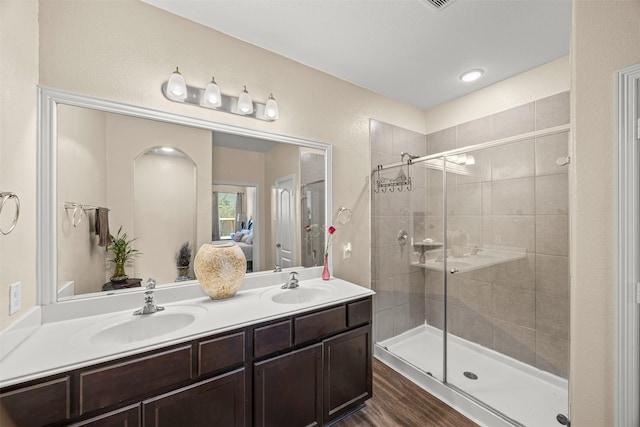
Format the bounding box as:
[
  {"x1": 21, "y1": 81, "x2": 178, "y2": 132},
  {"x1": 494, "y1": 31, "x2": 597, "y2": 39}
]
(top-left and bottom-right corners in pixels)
[{"x1": 95, "y1": 207, "x2": 112, "y2": 247}]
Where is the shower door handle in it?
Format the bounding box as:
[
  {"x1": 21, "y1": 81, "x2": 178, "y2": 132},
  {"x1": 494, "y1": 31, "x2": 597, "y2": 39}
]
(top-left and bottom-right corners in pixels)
[{"x1": 450, "y1": 267, "x2": 459, "y2": 274}]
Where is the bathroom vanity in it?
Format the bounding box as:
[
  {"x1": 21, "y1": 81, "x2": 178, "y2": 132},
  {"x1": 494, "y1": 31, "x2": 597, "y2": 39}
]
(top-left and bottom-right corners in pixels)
[{"x1": 0, "y1": 278, "x2": 373, "y2": 427}]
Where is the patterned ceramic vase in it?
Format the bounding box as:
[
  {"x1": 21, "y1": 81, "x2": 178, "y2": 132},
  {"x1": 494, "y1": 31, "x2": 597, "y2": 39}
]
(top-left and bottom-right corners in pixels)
[{"x1": 194, "y1": 243, "x2": 246, "y2": 299}]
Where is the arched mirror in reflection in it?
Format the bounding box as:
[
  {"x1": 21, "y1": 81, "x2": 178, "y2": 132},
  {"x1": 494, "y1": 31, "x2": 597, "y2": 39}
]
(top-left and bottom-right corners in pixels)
[
  {"x1": 44, "y1": 88, "x2": 331, "y2": 303},
  {"x1": 134, "y1": 147, "x2": 197, "y2": 284}
]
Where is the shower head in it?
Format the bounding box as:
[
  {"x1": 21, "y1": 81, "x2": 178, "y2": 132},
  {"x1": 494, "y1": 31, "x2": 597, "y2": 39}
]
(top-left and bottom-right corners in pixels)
[{"x1": 401, "y1": 152, "x2": 419, "y2": 162}]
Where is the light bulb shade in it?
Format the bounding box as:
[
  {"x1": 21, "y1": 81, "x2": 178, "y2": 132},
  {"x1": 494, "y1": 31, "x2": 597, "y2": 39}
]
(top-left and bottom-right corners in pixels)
[
  {"x1": 203, "y1": 78, "x2": 222, "y2": 108},
  {"x1": 264, "y1": 94, "x2": 279, "y2": 120},
  {"x1": 237, "y1": 86, "x2": 253, "y2": 115},
  {"x1": 466, "y1": 155, "x2": 476, "y2": 165},
  {"x1": 167, "y1": 67, "x2": 187, "y2": 100}
]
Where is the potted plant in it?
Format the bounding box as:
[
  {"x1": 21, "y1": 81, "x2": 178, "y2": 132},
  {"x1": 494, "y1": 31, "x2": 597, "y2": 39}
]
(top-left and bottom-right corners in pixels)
[
  {"x1": 176, "y1": 241, "x2": 192, "y2": 281},
  {"x1": 107, "y1": 226, "x2": 141, "y2": 282}
]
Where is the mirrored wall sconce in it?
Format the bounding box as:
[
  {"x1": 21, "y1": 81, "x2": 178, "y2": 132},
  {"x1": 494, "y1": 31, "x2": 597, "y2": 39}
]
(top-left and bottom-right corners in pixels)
[{"x1": 162, "y1": 67, "x2": 279, "y2": 121}]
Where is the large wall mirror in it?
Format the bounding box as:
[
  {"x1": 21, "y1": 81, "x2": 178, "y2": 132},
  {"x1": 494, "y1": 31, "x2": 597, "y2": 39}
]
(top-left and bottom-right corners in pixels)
[{"x1": 38, "y1": 87, "x2": 332, "y2": 304}]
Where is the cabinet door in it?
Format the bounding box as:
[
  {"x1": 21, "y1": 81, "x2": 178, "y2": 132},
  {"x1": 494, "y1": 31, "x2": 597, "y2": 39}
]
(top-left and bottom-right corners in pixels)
[
  {"x1": 143, "y1": 369, "x2": 245, "y2": 427},
  {"x1": 70, "y1": 404, "x2": 140, "y2": 427},
  {"x1": 323, "y1": 325, "x2": 372, "y2": 423},
  {"x1": 254, "y1": 343, "x2": 322, "y2": 427},
  {"x1": 0, "y1": 376, "x2": 70, "y2": 427}
]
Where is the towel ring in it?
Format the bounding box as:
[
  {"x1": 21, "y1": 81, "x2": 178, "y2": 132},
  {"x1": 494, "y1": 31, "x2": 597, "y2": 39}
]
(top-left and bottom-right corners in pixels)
[
  {"x1": 337, "y1": 207, "x2": 352, "y2": 224},
  {"x1": 0, "y1": 192, "x2": 20, "y2": 235}
]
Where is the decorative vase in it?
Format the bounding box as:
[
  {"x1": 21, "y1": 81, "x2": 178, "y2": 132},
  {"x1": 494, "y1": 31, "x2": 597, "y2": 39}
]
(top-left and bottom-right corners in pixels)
[
  {"x1": 111, "y1": 260, "x2": 128, "y2": 283},
  {"x1": 322, "y1": 254, "x2": 330, "y2": 280},
  {"x1": 194, "y1": 243, "x2": 246, "y2": 299},
  {"x1": 176, "y1": 264, "x2": 190, "y2": 282}
]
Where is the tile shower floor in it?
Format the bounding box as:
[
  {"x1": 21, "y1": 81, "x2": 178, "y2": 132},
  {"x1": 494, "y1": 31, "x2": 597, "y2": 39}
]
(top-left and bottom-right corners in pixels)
[{"x1": 379, "y1": 324, "x2": 568, "y2": 427}]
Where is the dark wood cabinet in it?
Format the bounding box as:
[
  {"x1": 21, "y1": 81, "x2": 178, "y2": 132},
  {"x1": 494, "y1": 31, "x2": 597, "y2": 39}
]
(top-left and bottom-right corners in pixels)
[
  {"x1": 0, "y1": 376, "x2": 70, "y2": 427},
  {"x1": 323, "y1": 325, "x2": 372, "y2": 424},
  {"x1": 69, "y1": 404, "x2": 140, "y2": 427},
  {"x1": 78, "y1": 346, "x2": 193, "y2": 415},
  {"x1": 254, "y1": 344, "x2": 323, "y2": 427},
  {"x1": 0, "y1": 296, "x2": 372, "y2": 427},
  {"x1": 143, "y1": 369, "x2": 245, "y2": 427}
]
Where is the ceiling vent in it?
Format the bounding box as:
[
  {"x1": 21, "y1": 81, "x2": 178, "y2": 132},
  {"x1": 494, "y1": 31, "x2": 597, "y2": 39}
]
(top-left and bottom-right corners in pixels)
[{"x1": 420, "y1": 0, "x2": 455, "y2": 11}]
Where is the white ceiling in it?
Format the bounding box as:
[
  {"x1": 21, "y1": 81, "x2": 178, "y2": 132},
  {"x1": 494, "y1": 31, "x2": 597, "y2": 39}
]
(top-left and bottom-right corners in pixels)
[{"x1": 144, "y1": 0, "x2": 571, "y2": 111}]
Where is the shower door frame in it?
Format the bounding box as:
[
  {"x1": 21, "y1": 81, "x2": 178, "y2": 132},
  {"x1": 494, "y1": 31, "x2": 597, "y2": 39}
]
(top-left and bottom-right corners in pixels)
[{"x1": 375, "y1": 122, "x2": 572, "y2": 426}]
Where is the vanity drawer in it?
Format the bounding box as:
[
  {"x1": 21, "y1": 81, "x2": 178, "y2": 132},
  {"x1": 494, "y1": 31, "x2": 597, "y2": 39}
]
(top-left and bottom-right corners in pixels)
[
  {"x1": 254, "y1": 319, "x2": 292, "y2": 358},
  {"x1": 79, "y1": 345, "x2": 193, "y2": 415},
  {"x1": 0, "y1": 376, "x2": 71, "y2": 427},
  {"x1": 347, "y1": 298, "x2": 372, "y2": 328},
  {"x1": 294, "y1": 306, "x2": 346, "y2": 345},
  {"x1": 198, "y1": 331, "x2": 245, "y2": 376}
]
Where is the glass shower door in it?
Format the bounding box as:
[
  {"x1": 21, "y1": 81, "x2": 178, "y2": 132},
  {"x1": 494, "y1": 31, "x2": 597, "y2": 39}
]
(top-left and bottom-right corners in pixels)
[{"x1": 444, "y1": 138, "x2": 570, "y2": 426}]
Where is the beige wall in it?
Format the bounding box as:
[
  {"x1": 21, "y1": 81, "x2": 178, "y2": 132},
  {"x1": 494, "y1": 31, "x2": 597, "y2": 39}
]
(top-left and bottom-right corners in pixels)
[
  {"x1": 1, "y1": 0, "x2": 423, "y2": 327},
  {"x1": 425, "y1": 56, "x2": 570, "y2": 134},
  {"x1": 36, "y1": 0, "x2": 425, "y2": 299},
  {"x1": 57, "y1": 105, "x2": 108, "y2": 296},
  {"x1": 571, "y1": 0, "x2": 640, "y2": 424},
  {"x1": 0, "y1": 0, "x2": 38, "y2": 329},
  {"x1": 106, "y1": 113, "x2": 212, "y2": 285}
]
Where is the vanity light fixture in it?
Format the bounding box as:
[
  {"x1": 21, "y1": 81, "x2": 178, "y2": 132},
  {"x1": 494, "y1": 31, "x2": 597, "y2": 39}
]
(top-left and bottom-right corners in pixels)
[
  {"x1": 237, "y1": 86, "x2": 254, "y2": 115},
  {"x1": 202, "y1": 77, "x2": 222, "y2": 108},
  {"x1": 459, "y1": 68, "x2": 484, "y2": 83},
  {"x1": 161, "y1": 67, "x2": 279, "y2": 121},
  {"x1": 264, "y1": 94, "x2": 279, "y2": 120},
  {"x1": 166, "y1": 67, "x2": 187, "y2": 100}
]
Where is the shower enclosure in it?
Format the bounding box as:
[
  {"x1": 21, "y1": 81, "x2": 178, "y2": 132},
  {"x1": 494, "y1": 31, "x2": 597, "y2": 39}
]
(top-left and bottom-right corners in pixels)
[{"x1": 370, "y1": 93, "x2": 571, "y2": 427}]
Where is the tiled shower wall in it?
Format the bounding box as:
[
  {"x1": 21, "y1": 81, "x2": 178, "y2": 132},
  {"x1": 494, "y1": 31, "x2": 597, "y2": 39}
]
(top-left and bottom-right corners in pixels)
[{"x1": 371, "y1": 91, "x2": 570, "y2": 378}]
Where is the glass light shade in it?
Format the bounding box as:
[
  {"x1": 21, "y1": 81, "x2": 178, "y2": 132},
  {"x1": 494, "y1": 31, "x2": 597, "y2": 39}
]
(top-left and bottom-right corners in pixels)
[
  {"x1": 167, "y1": 67, "x2": 187, "y2": 100},
  {"x1": 203, "y1": 77, "x2": 222, "y2": 108},
  {"x1": 237, "y1": 86, "x2": 253, "y2": 115},
  {"x1": 466, "y1": 155, "x2": 476, "y2": 165},
  {"x1": 264, "y1": 94, "x2": 279, "y2": 120}
]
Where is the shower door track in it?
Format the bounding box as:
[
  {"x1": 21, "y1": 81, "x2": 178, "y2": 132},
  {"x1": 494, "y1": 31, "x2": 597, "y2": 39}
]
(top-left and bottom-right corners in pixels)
[{"x1": 374, "y1": 123, "x2": 571, "y2": 171}]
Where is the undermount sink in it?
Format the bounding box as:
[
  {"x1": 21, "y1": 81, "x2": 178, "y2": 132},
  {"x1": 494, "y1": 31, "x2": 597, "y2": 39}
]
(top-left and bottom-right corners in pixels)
[
  {"x1": 70, "y1": 305, "x2": 206, "y2": 347},
  {"x1": 262, "y1": 282, "x2": 335, "y2": 305}
]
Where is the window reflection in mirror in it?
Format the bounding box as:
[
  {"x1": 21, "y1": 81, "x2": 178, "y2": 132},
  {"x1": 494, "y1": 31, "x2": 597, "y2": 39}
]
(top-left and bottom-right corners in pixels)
[{"x1": 51, "y1": 98, "x2": 329, "y2": 302}]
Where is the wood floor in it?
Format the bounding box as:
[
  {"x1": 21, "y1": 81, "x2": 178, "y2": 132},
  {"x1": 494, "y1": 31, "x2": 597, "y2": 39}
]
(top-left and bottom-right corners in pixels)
[{"x1": 333, "y1": 359, "x2": 480, "y2": 427}]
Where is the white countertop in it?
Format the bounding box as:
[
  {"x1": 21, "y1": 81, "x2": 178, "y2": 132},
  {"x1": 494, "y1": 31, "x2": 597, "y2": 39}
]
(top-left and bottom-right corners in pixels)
[{"x1": 0, "y1": 276, "x2": 373, "y2": 388}]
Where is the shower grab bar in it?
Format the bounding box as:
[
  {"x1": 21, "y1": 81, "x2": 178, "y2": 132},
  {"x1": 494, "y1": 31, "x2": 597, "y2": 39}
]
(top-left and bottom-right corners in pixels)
[{"x1": 0, "y1": 192, "x2": 20, "y2": 235}]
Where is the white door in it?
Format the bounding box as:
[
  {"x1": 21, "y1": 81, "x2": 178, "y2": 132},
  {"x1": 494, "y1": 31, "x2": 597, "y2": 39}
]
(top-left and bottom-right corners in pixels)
[{"x1": 275, "y1": 175, "x2": 296, "y2": 268}]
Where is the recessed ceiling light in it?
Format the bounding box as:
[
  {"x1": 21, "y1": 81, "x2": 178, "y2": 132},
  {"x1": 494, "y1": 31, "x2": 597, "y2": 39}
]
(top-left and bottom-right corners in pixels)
[{"x1": 460, "y1": 69, "x2": 484, "y2": 83}]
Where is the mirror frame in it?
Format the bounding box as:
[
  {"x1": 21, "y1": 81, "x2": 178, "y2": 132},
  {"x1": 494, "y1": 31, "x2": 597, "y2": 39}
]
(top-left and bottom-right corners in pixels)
[{"x1": 37, "y1": 86, "x2": 333, "y2": 305}]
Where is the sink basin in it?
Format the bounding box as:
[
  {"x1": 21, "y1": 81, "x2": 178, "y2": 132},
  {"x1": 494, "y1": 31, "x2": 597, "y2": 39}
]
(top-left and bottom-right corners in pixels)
[
  {"x1": 71, "y1": 305, "x2": 206, "y2": 347},
  {"x1": 262, "y1": 283, "x2": 335, "y2": 305}
]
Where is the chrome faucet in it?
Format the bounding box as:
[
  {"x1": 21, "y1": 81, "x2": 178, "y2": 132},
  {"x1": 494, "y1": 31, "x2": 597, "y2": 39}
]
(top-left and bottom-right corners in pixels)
[
  {"x1": 134, "y1": 278, "x2": 165, "y2": 315},
  {"x1": 281, "y1": 271, "x2": 299, "y2": 289}
]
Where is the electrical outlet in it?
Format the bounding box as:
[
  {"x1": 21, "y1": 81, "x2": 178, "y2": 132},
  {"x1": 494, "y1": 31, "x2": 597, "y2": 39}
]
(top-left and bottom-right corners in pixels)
[
  {"x1": 343, "y1": 242, "x2": 352, "y2": 259},
  {"x1": 9, "y1": 282, "x2": 21, "y2": 315}
]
